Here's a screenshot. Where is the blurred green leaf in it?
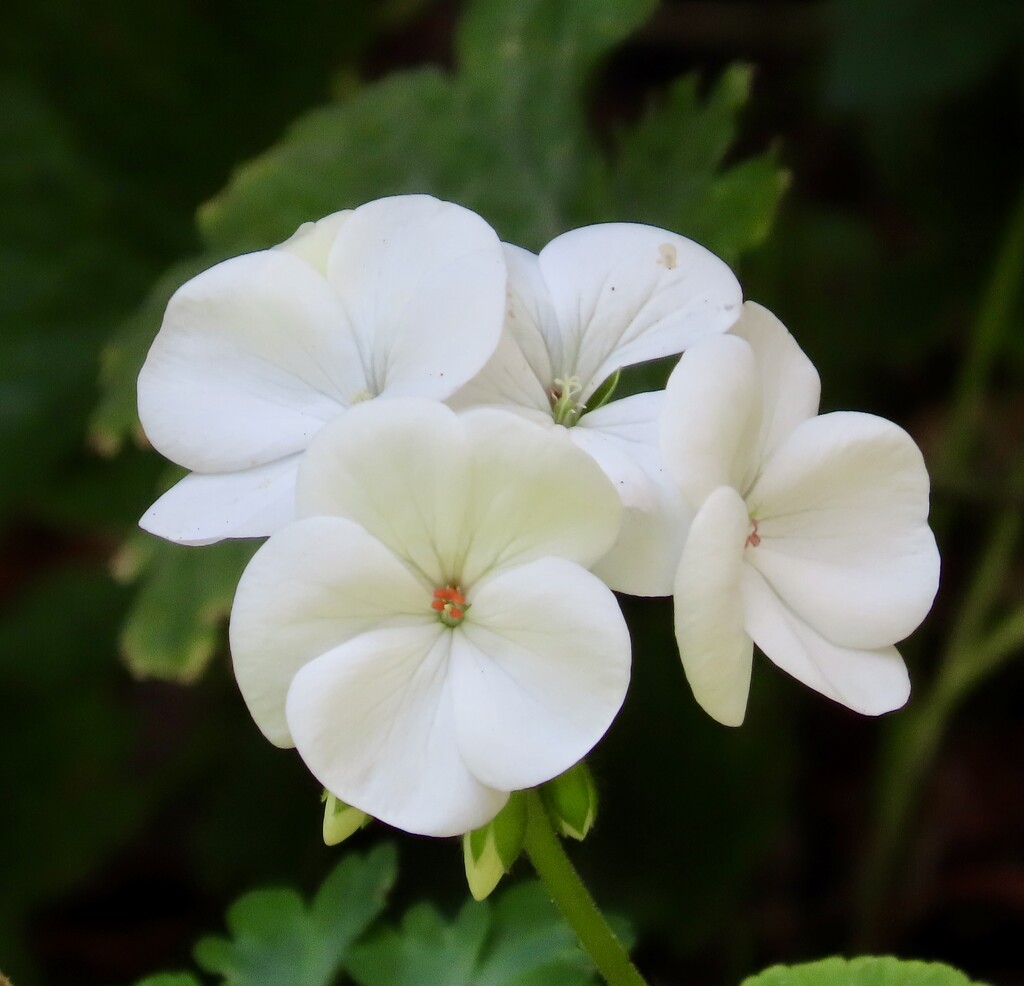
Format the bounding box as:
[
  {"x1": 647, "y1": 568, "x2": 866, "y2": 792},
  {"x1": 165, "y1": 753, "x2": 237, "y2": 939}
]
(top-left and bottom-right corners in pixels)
[
  {"x1": 193, "y1": 844, "x2": 397, "y2": 986},
  {"x1": 583, "y1": 64, "x2": 788, "y2": 262},
  {"x1": 349, "y1": 881, "x2": 601, "y2": 986},
  {"x1": 119, "y1": 537, "x2": 258, "y2": 682},
  {"x1": 741, "y1": 956, "x2": 986, "y2": 986}
]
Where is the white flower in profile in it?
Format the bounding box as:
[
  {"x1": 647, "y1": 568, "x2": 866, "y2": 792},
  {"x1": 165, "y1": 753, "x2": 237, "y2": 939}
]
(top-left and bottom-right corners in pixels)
[
  {"x1": 228, "y1": 398, "x2": 631, "y2": 837},
  {"x1": 661, "y1": 302, "x2": 940, "y2": 726},
  {"x1": 449, "y1": 224, "x2": 742, "y2": 596},
  {"x1": 137, "y1": 195, "x2": 507, "y2": 546}
]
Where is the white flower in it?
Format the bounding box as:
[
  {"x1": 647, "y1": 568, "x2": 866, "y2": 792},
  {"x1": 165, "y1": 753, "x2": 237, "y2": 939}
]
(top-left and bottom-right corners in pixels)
[
  {"x1": 228, "y1": 399, "x2": 631, "y2": 837},
  {"x1": 137, "y1": 195, "x2": 507, "y2": 546},
  {"x1": 449, "y1": 224, "x2": 742, "y2": 596},
  {"x1": 661, "y1": 302, "x2": 940, "y2": 726}
]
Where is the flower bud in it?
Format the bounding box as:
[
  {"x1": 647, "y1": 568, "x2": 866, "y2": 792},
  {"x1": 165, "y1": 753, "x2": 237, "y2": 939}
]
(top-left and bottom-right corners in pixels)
[
  {"x1": 322, "y1": 790, "x2": 370, "y2": 846},
  {"x1": 540, "y1": 762, "x2": 597, "y2": 840},
  {"x1": 462, "y1": 792, "x2": 527, "y2": 901}
]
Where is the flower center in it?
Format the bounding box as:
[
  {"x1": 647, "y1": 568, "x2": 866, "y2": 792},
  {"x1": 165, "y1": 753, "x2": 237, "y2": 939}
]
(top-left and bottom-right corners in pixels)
[
  {"x1": 745, "y1": 518, "x2": 761, "y2": 549},
  {"x1": 431, "y1": 585, "x2": 469, "y2": 627},
  {"x1": 549, "y1": 375, "x2": 585, "y2": 426}
]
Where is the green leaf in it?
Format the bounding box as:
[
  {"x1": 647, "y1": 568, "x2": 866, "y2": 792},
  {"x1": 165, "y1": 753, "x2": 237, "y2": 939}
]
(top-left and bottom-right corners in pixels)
[
  {"x1": 119, "y1": 536, "x2": 259, "y2": 683},
  {"x1": 348, "y1": 880, "x2": 600, "y2": 986},
  {"x1": 193, "y1": 843, "x2": 397, "y2": 986},
  {"x1": 583, "y1": 64, "x2": 788, "y2": 262},
  {"x1": 741, "y1": 956, "x2": 987, "y2": 986}
]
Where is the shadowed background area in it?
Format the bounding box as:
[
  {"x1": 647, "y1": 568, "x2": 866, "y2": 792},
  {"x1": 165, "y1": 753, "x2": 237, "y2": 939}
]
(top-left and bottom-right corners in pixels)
[{"x1": 0, "y1": 0, "x2": 1022, "y2": 983}]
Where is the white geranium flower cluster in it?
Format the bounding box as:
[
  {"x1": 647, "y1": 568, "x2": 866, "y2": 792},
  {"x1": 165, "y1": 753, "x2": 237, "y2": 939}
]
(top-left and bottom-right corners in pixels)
[{"x1": 137, "y1": 194, "x2": 939, "y2": 836}]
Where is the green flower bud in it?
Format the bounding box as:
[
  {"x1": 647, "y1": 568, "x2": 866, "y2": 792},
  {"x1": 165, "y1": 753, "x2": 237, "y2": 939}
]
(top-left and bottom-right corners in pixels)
[
  {"x1": 462, "y1": 792, "x2": 526, "y2": 901},
  {"x1": 540, "y1": 761, "x2": 597, "y2": 841},
  {"x1": 322, "y1": 790, "x2": 370, "y2": 846}
]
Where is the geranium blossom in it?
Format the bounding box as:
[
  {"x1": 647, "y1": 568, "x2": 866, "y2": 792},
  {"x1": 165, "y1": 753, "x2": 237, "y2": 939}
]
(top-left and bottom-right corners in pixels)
[
  {"x1": 228, "y1": 399, "x2": 631, "y2": 837},
  {"x1": 449, "y1": 224, "x2": 742, "y2": 596},
  {"x1": 661, "y1": 302, "x2": 940, "y2": 725},
  {"x1": 137, "y1": 194, "x2": 507, "y2": 546}
]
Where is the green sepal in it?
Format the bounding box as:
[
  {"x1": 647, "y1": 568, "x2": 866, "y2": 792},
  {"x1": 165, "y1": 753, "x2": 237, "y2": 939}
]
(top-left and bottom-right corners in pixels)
[
  {"x1": 462, "y1": 792, "x2": 527, "y2": 901},
  {"x1": 586, "y1": 367, "x2": 621, "y2": 413},
  {"x1": 322, "y1": 790, "x2": 371, "y2": 847},
  {"x1": 540, "y1": 762, "x2": 598, "y2": 841}
]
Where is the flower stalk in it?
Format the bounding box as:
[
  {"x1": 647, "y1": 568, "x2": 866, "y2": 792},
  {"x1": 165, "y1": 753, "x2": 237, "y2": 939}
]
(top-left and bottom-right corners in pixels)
[{"x1": 522, "y1": 789, "x2": 649, "y2": 986}]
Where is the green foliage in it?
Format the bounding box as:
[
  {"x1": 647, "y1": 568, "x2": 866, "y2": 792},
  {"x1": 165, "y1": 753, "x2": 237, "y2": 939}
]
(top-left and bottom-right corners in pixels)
[
  {"x1": 135, "y1": 849, "x2": 604, "y2": 986},
  {"x1": 133, "y1": 976, "x2": 203, "y2": 986},
  {"x1": 193, "y1": 844, "x2": 397, "y2": 986},
  {"x1": 116, "y1": 535, "x2": 258, "y2": 683},
  {"x1": 741, "y1": 956, "x2": 986, "y2": 986},
  {"x1": 348, "y1": 881, "x2": 602, "y2": 986}
]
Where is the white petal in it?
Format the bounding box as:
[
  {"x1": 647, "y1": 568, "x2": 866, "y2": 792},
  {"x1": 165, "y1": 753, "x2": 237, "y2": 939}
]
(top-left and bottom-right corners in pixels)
[
  {"x1": 741, "y1": 566, "x2": 910, "y2": 715},
  {"x1": 673, "y1": 486, "x2": 753, "y2": 726},
  {"x1": 326, "y1": 195, "x2": 506, "y2": 401},
  {"x1": 537, "y1": 223, "x2": 742, "y2": 398},
  {"x1": 729, "y1": 301, "x2": 820, "y2": 461},
  {"x1": 459, "y1": 408, "x2": 622, "y2": 583},
  {"x1": 275, "y1": 209, "x2": 352, "y2": 275},
  {"x1": 295, "y1": 400, "x2": 471, "y2": 587},
  {"x1": 661, "y1": 335, "x2": 762, "y2": 508},
  {"x1": 138, "y1": 250, "x2": 366, "y2": 472},
  {"x1": 139, "y1": 455, "x2": 299, "y2": 545},
  {"x1": 574, "y1": 393, "x2": 691, "y2": 596},
  {"x1": 286, "y1": 625, "x2": 508, "y2": 837},
  {"x1": 229, "y1": 517, "x2": 432, "y2": 747},
  {"x1": 296, "y1": 400, "x2": 621, "y2": 588},
  {"x1": 451, "y1": 558, "x2": 631, "y2": 791},
  {"x1": 748, "y1": 411, "x2": 940, "y2": 649}
]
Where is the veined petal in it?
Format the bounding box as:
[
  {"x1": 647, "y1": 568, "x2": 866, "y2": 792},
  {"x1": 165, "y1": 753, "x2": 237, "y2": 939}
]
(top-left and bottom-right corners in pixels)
[
  {"x1": 730, "y1": 301, "x2": 820, "y2": 461},
  {"x1": 575, "y1": 393, "x2": 691, "y2": 596},
  {"x1": 741, "y1": 566, "x2": 910, "y2": 715},
  {"x1": 275, "y1": 209, "x2": 352, "y2": 276},
  {"x1": 139, "y1": 455, "x2": 300, "y2": 545},
  {"x1": 229, "y1": 516, "x2": 432, "y2": 747},
  {"x1": 137, "y1": 250, "x2": 365, "y2": 472},
  {"x1": 446, "y1": 324, "x2": 552, "y2": 417},
  {"x1": 326, "y1": 195, "x2": 506, "y2": 401},
  {"x1": 673, "y1": 486, "x2": 753, "y2": 726},
  {"x1": 286, "y1": 625, "x2": 509, "y2": 837},
  {"x1": 661, "y1": 335, "x2": 762, "y2": 508},
  {"x1": 296, "y1": 400, "x2": 470, "y2": 587},
  {"x1": 748, "y1": 411, "x2": 940, "y2": 649},
  {"x1": 451, "y1": 558, "x2": 630, "y2": 791},
  {"x1": 459, "y1": 408, "x2": 622, "y2": 583},
  {"x1": 537, "y1": 223, "x2": 741, "y2": 399}
]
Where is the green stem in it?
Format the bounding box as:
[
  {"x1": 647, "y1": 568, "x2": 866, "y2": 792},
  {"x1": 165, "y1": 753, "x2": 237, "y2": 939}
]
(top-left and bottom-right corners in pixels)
[{"x1": 522, "y1": 789, "x2": 648, "y2": 986}]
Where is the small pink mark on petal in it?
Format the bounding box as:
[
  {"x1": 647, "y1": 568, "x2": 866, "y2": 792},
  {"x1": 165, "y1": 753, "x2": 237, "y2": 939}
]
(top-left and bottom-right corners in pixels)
[{"x1": 745, "y1": 519, "x2": 761, "y2": 549}]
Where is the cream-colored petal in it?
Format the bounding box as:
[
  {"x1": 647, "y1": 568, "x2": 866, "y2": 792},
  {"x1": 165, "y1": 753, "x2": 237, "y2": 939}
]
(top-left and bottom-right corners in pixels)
[
  {"x1": 748, "y1": 411, "x2": 940, "y2": 649},
  {"x1": 661, "y1": 335, "x2": 763, "y2": 508},
  {"x1": 326, "y1": 195, "x2": 506, "y2": 401},
  {"x1": 729, "y1": 301, "x2": 821, "y2": 462},
  {"x1": 741, "y1": 566, "x2": 911, "y2": 715},
  {"x1": 138, "y1": 249, "x2": 365, "y2": 473},
  {"x1": 537, "y1": 223, "x2": 741, "y2": 398},
  {"x1": 286, "y1": 625, "x2": 508, "y2": 837},
  {"x1": 229, "y1": 516, "x2": 432, "y2": 747},
  {"x1": 139, "y1": 455, "x2": 299, "y2": 545},
  {"x1": 673, "y1": 486, "x2": 754, "y2": 726},
  {"x1": 451, "y1": 558, "x2": 630, "y2": 791}
]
